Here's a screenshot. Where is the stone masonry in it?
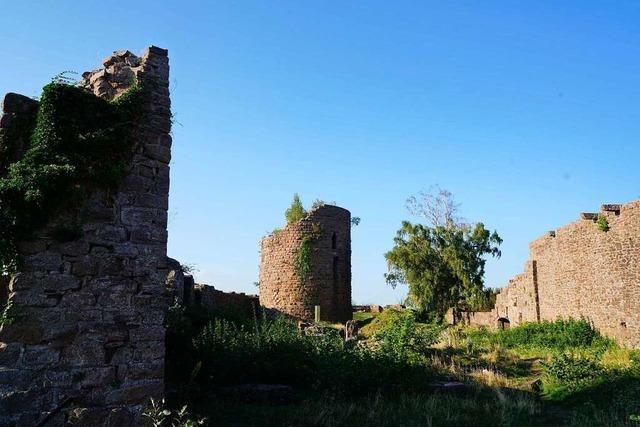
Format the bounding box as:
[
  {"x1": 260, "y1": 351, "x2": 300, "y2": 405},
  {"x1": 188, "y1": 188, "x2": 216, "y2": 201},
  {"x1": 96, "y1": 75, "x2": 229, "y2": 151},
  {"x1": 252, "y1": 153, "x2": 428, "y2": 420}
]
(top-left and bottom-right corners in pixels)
[
  {"x1": 454, "y1": 201, "x2": 640, "y2": 348},
  {"x1": 166, "y1": 259, "x2": 259, "y2": 319},
  {"x1": 259, "y1": 205, "x2": 352, "y2": 323},
  {"x1": 0, "y1": 47, "x2": 172, "y2": 425}
]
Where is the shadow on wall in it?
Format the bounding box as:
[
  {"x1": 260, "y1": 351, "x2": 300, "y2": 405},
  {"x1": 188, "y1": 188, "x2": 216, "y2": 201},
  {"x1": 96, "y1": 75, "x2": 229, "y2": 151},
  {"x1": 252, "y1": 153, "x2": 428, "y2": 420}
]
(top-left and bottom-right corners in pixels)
[{"x1": 167, "y1": 257, "x2": 259, "y2": 319}]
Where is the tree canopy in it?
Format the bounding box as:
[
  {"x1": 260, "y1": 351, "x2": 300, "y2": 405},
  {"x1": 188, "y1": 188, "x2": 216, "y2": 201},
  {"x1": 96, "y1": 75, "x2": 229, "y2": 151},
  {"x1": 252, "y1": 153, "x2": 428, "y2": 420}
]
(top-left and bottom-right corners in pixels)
[{"x1": 385, "y1": 188, "x2": 502, "y2": 320}]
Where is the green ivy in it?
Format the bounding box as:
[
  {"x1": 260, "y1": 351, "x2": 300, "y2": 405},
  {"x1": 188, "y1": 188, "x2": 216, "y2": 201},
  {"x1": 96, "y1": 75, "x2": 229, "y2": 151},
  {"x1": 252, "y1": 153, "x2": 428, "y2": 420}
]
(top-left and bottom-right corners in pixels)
[
  {"x1": 295, "y1": 236, "x2": 314, "y2": 284},
  {"x1": 0, "y1": 81, "x2": 145, "y2": 273}
]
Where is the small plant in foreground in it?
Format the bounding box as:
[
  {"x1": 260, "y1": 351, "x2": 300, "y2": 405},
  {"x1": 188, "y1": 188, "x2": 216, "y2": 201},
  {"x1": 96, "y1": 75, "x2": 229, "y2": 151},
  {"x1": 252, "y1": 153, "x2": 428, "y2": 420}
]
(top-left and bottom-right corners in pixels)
[
  {"x1": 143, "y1": 398, "x2": 206, "y2": 427},
  {"x1": 0, "y1": 300, "x2": 15, "y2": 326}
]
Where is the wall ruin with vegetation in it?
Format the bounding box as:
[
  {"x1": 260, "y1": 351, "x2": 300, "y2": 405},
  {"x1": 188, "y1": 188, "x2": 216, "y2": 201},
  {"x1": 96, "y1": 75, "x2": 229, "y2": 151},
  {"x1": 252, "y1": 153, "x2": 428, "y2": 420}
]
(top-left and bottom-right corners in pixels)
[
  {"x1": 454, "y1": 201, "x2": 640, "y2": 348},
  {"x1": 259, "y1": 205, "x2": 352, "y2": 323},
  {"x1": 0, "y1": 46, "x2": 171, "y2": 425}
]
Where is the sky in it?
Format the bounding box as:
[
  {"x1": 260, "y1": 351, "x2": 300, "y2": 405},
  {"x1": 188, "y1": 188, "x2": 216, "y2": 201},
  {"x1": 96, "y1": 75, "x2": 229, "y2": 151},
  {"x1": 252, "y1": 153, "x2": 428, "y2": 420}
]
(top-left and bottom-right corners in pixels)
[{"x1": 1, "y1": 1, "x2": 639, "y2": 304}]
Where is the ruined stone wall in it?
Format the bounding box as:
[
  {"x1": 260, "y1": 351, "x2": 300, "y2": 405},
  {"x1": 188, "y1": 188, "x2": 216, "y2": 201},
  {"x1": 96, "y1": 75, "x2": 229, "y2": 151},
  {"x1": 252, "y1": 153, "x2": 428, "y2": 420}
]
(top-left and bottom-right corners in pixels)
[
  {"x1": 448, "y1": 309, "x2": 496, "y2": 327},
  {"x1": 454, "y1": 201, "x2": 640, "y2": 348},
  {"x1": 166, "y1": 260, "x2": 259, "y2": 318},
  {"x1": 195, "y1": 285, "x2": 259, "y2": 318},
  {"x1": 531, "y1": 202, "x2": 640, "y2": 347},
  {"x1": 259, "y1": 205, "x2": 352, "y2": 323},
  {"x1": 0, "y1": 47, "x2": 172, "y2": 425},
  {"x1": 492, "y1": 261, "x2": 539, "y2": 326}
]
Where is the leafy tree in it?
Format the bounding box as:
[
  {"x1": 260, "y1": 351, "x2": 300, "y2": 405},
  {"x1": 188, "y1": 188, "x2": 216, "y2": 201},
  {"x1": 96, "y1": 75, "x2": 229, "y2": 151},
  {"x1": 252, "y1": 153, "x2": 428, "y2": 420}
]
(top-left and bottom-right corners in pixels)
[
  {"x1": 385, "y1": 188, "x2": 501, "y2": 320},
  {"x1": 285, "y1": 193, "x2": 307, "y2": 224}
]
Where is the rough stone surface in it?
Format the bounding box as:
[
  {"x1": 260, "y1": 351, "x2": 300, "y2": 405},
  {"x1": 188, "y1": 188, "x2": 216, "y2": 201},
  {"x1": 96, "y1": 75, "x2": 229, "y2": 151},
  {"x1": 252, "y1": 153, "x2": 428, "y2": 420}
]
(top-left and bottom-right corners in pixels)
[
  {"x1": 0, "y1": 46, "x2": 172, "y2": 425},
  {"x1": 453, "y1": 201, "x2": 640, "y2": 348},
  {"x1": 166, "y1": 261, "x2": 259, "y2": 318},
  {"x1": 0, "y1": 275, "x2": 8, "y2": 307},
  {"x1": 259, "y1": 205, "x2": 352, "y2": 323}
]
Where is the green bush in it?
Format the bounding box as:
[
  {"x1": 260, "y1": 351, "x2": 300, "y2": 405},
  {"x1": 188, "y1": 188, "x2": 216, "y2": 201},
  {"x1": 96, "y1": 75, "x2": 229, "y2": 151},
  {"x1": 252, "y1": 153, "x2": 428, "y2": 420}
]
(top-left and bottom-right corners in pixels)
[
  {"x1": 372, "y1": 309, "x2": 443, "y2": 363},
  {"x1": 165, "y1": 306, "x2": 438, "y2": 399},
  {"x1": 492, "y1": 319, "x2": 612, "y2": 352},
  {"x1": 542, "y1": 352, "x2": 607, "y2": 399}
]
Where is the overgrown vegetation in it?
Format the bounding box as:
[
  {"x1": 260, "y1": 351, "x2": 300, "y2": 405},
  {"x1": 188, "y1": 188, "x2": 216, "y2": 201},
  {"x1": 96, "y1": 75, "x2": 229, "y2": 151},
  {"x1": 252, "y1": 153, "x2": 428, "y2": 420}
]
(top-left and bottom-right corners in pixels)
[
  {"x1": 464, "y1": 318, "x2": 614, "y2": 352},
  {"x1": 165, "y1": 305, "x2": 437, "y2": 400},
  {"x1": 165, "y1": 306, "x2": 640, "y2": 426},
  {"x1": 0, "y1": 79, "x2": 145, "y2": 273}
]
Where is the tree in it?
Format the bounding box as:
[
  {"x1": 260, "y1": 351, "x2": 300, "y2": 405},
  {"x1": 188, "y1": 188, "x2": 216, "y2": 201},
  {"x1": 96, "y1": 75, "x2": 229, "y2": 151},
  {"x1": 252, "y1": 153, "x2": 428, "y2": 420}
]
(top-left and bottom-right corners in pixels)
[
  {"x1": 405, "y1": 185, "x2": 466, "y2": 228},
  {"x1": 285, "y1": 193, "x2": 307, "y2": 224},
  {"x1": 385, "y1": 188, "x2": 501, "y2": 320}
]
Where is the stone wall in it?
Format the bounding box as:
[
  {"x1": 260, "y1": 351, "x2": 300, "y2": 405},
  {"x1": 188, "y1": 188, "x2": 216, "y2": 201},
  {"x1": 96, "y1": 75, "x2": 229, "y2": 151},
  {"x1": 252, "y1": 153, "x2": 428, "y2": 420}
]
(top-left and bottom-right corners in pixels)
[
  {"x1": 492, "y1": 261, "x2": 539, "y2": 326},
  {"x1": 166, "y1": 260, "x2": 259, "y2": 318},
  {"x1": 0, "y1": 276, "x2": 9, "y2": 308},
  {"x1": 259, "y1": 205, "x2": 352, "y2": 323},
  {"x1": 0, "y1": 47, "x2": 172, "y2": 425},
  {"x1": 454, "y1": 201, "x2": 640, "y2": 348},
  {"x1": 195, "y1": 285, "x2": 259, "y2": 318}
]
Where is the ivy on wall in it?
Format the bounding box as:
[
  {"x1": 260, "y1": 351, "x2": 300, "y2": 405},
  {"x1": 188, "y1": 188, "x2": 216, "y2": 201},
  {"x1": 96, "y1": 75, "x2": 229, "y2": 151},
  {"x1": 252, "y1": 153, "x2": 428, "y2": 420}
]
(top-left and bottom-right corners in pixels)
[
  {"x1": 0, "y1": 81, "x2": 145, "y2": 273},
  {"x1": 294, "y1": 224, "x2": 323, "y2": 284},
  {"x1": 295, "y1": 236, "x2": 314, "y2": 284}
]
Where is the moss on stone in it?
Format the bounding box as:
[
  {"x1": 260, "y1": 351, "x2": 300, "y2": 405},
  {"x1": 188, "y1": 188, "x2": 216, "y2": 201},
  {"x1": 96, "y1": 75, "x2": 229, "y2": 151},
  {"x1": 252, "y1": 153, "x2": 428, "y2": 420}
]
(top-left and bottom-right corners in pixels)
[{"x1": 0, "y1": 82, "x2": 145, "y2": 273}]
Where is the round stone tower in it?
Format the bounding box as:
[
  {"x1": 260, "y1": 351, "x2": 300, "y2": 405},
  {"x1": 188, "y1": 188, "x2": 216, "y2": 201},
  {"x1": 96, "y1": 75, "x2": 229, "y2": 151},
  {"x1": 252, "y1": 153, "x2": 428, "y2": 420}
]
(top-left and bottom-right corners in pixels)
[{"x1": 259, "y1": 204, "x2": 352, "y2": 323}]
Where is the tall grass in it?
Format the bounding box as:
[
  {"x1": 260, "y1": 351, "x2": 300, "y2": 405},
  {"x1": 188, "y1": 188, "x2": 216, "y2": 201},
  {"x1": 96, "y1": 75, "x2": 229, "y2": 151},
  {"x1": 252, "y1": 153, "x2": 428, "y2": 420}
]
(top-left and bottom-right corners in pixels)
[{"x1": 166, "y1": 305, "x2": 441, "y2": 398}]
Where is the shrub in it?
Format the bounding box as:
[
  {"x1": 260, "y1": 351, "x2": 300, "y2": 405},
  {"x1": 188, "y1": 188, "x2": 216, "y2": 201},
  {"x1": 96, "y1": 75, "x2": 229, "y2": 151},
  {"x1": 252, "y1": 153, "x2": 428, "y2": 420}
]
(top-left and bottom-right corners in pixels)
[
  {"x1": 541, "y1": 352, "x2": 607, "y2": 399},
  {"x1": 492, "y1": 318, "x2": 612, "y2": 352},
  {"x1": 165, "y1": 306, "x2": 439, "y2": 399},
  {"x1": 597, "y1": 215, "x2": 610, "y2": 232},
  {"x1": 372, "y1": 309, "x2": 443, "y2": 363},
  {"x1": 285, "y1": 193, "x2": 307, "y2": 224}
]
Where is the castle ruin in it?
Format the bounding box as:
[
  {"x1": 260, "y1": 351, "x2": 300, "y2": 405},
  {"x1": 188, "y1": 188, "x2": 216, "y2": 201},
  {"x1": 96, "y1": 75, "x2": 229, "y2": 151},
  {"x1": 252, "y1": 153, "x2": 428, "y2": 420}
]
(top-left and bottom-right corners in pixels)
[
  {"x1": 453, "y1": 201, "x2": 640, "y2": 348},
  {"x1": 259, "y1": 204, "x2": 352, "y2": 323},
  {"x1": 0, "y1": 47, "x2": 171, "y2": 425}
]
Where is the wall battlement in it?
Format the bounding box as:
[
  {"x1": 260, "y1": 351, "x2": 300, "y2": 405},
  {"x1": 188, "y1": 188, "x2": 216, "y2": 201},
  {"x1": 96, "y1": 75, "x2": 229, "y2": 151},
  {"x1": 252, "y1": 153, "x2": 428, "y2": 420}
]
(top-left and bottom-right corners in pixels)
[{"x1": 454, "y1": 200, "x2": 640, "y2": 348}]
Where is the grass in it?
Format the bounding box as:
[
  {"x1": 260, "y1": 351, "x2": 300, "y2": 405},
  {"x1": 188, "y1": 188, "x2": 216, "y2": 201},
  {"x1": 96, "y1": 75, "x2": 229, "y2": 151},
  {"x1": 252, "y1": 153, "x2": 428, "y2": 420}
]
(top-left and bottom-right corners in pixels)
[
  {"x1": 164, "y1": 309, "x2": 640, "y2": 426},
  {"x1": 188, "y1": 388, "x2": 546, "y2": 427}
]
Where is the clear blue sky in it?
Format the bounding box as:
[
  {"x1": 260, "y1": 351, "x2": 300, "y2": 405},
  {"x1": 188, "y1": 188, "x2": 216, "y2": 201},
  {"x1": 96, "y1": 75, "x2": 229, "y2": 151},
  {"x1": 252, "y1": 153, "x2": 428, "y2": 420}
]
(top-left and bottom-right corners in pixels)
[{"x1": 2, "y1": 2, "x2": 639, "y2": 304}]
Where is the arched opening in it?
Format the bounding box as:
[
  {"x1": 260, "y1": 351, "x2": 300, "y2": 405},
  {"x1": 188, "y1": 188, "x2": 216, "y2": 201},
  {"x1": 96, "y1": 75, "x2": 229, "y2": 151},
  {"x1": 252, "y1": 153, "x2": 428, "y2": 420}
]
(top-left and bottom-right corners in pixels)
[
  {"x1": 497, "y1": 317, "x2": 510, "y2": 330},
  {"x1": 331, "y1": 232, "x2": 337, "y2": 249}
]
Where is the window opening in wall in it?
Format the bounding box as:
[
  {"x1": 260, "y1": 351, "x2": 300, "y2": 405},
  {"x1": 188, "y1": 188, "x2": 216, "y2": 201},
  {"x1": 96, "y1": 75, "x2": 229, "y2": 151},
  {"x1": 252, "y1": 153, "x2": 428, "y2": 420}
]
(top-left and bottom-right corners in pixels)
[{"x1": 332, "y1": 232, "x2": 337, "y2": 249}]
